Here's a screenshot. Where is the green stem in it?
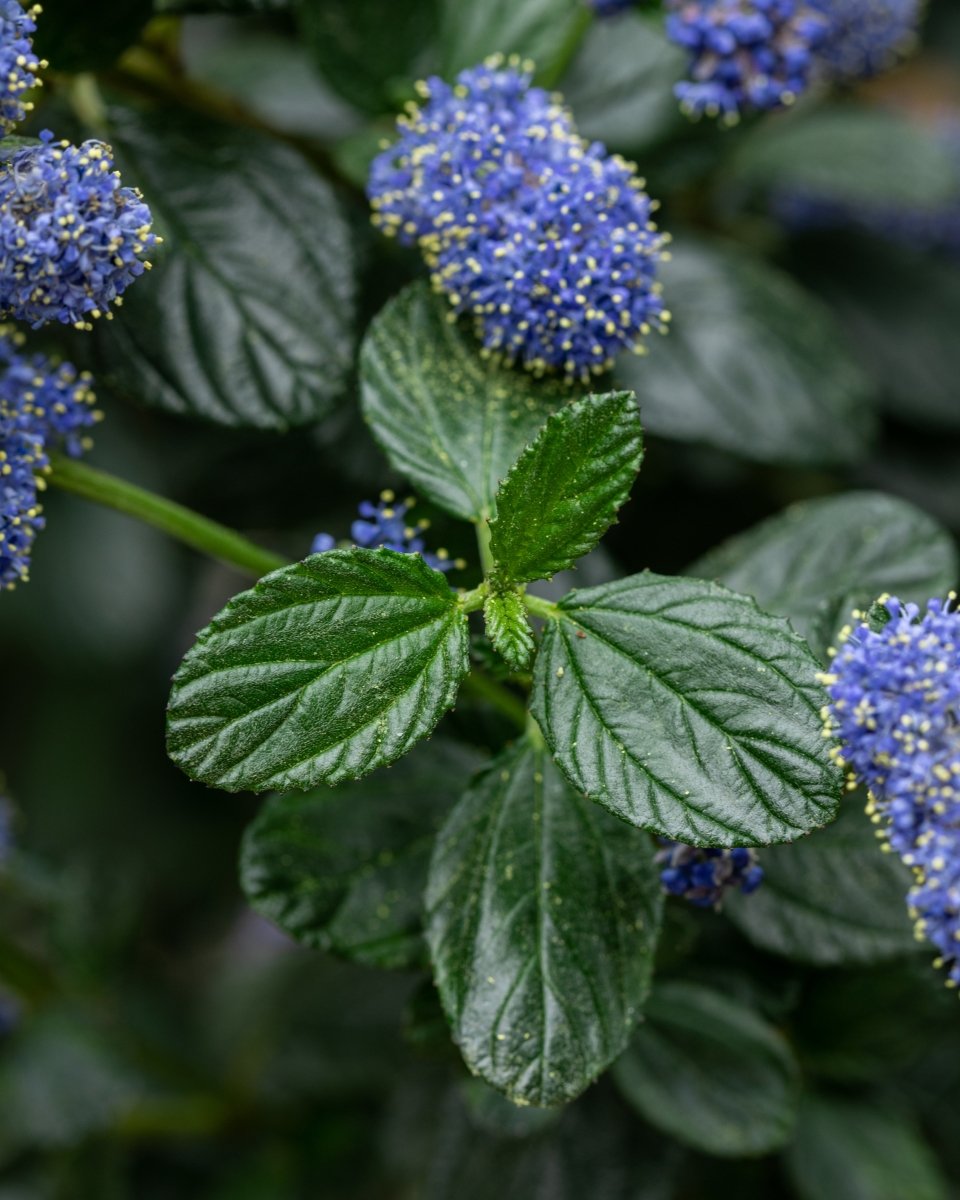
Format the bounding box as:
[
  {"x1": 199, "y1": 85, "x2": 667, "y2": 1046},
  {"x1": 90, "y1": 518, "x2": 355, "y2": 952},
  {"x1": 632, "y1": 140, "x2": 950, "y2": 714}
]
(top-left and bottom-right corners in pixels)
[
  {"x1": 461, "y1": 670, "x2": 528, "y2": 731},
  {"x1": 458, "y1": 582, "x2": 488, "y2": 614},
  {"x1": 47, "y1": 455, "x2": 287, "y2": 579},
  {"x1": 475, "y1": 516, "x2": 496, "y2": 578},
  {"x1": 523, "y1": 592, "x2": 561, "y2": 620}
]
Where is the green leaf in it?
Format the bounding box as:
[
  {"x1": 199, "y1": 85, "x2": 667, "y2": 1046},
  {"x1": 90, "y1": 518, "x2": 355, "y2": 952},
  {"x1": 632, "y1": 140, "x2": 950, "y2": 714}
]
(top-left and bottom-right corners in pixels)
[
  {"x1": 97, "y1": 106, "x2": 355, "y2": 430},
  {"x1": 297, "y1": 0, "x2": 438, "y2": 114},
  {"x1": 489, "y1": 391, "x2": 643, "y2": 584},
  {"x1": 815, "y1": 241, "x2": 960, "y2": 432},
  {"x1": 166, "y1": 549, "x2": 470, "y2": 793},
  {"x1": 239, "y1": 738, "x2": 483, "y2": 969},
  {"x1": 483, "y1": 589, "x2": 535, "y2": 672},
  {"x1": 615, "y1": 240, "x2": 874, "y2": 464},
  {"x1": 689, "y1": 491, "x2": 958, "y2": 660},
  {"x1": 438, "y1": 0, "x2": 587, "y2": 82},
  {"x1": 613, "y1": 980, "x2": 800, "y2": 1156},
  {"x1": 561, "y1": 13, "x2": 686, "y2": 155},
  {"x1": 531, "y1": 572, "x2": 841, "y2": 845},
  {"x1": 729, "y1": 106, "x2": 960, "y2": 209},
  {"x1": 725, "y1": 795, "x2": 916, "y2": 966},
  {"x1": 360, "y1": 283, "x2": 572, "y2": 521},
  {"x1": 426, "y1": 738, "x2": 662, "y2": 1107},
  {"x1": 785, "y1": 1096, "x2": 948, "y2": 1200}
]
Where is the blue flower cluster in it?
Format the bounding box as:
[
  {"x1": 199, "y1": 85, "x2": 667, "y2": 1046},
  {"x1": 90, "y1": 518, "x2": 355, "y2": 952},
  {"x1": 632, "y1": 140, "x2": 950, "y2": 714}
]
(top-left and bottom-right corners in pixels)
[
  {"x1": 0, "y1": 132, "x2": 159, "y2": 330},
  {"x1": 774, "y1": 115, "x2": 960, "y2": 257},
  {"x1": 0, "y1": 1, "x2": 43, "y2": 134},
  {"x1": 822, "y1": 596, "x2": 960, "y2": 986},
  {"x1": 368, "y1": 56, "x2": 669, "y2": 380},
  {"x1": 665, "y1": 0, "x2": 830, "y2": 122},
  {"x1": 665, "y1": 0, "x2": 922, "y2": 122},
  {"x1": 656, "y1": 840, "x2": 764, "y2": 907},
  {"x1": 0, "y1": 326, "x2": 98, "y2": 588},
  {"x1": 312, "y1": 492, "x2": 464, "y2": 575}
]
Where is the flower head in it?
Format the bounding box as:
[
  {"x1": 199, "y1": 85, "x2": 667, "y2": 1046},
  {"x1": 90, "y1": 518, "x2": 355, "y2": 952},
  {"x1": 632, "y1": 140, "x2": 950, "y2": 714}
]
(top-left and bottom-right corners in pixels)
[
  {"x1": 0, "y1": 1, "x2": 43, "y2": 134},
  {"x1": 665, "y1": 0, "x2": 830, "y2": 122},
  {"x1": 815, "y1": 0, "x2": 922, "y2": 81},
  {"x1": 656, "y1": 840, "x2": 764, "y2": 907},
  {"x1": 0, "y1": 131, "x2": 159, "y2": 329},
  {"x1": 822, "y1": 596, "x2": 960, "y2": 985},
  {"x1": 368, "y1": 56, "x2": 669, "y2": 380},
  {"x1": 0, "y1": 325, "x2": 98, "y2": 588},
  {"x1": 312, "y1": 491, "x2": 464, "y2": 575}
]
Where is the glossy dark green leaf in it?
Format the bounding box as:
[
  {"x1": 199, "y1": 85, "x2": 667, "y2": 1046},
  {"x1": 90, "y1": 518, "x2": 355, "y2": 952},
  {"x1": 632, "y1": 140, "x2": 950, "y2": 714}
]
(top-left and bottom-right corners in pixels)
[
  {"x1": 167, "y1": 549, "x2": 470, "y2": 793},
  {"x1": 616, "y1": 240, "x2": 874, "y2": 463},
  {"x1": 360, "y1": 283, "x2": 572, "y2": 521},
  {"x1": 426, "y1": 738, "x2": 662, "y2": 1107},
  {"x1": 613, "y1": 981, "x2": 800, "y2": 1156},
  {"x1": 483, "y1": 589, "x2": 535, "y2": 672},
  {"x1": 816, "y1": 241, "x2": 960, "y2": 431},
  {"x1": 725, "y1": 796, "x2": 916, "y2": 965},
  {"x1": 531, "y1": 573, "x2": 841, "y2": 846},
  {"x1": 239, "y1": 739, "x2": 483, "y2": 969},
  {"x1": 35, "y1": 0, "x2": 152, "y2": 71},
  {"x1": 438, "y1": 0, "x2": 587, "y2": 82},
  {"x1": 729, "y1": 106, "x2": 960, "y2": 209},
  {"x1": 489, "y1": 391, "x2": 643, "y2": 584},
  {"x1": 786, "y1": 1096, "x2": 948, "y2": 1200},
  {"x1": 297, "y1": 0, "x2": 438, "y2": 114},
  {"x1": 98, "y1": 106, "x2": 355, "y2": 430},
  {"x1": 561, "y1": 13, "x2": 686, "y2": 155},
  {"x1": 689, "y1": 491, "x2": 958, "y2": 660}
]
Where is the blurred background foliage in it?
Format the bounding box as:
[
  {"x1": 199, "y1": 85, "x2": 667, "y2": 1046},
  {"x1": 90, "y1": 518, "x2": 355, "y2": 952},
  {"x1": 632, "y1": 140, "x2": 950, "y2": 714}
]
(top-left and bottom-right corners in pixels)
[{"x1": 2, "y1": 0, "x2": 960, "y2": 1196}]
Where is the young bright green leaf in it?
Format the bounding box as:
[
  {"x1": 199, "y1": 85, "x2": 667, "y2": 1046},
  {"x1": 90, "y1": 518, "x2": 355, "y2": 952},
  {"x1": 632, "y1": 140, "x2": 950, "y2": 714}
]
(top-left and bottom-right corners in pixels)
[
  {"x1": 167, "y1": 549, "x2": 469, "y2": 793},
  {"x1": 489, "y1": 391, "x2": 643, "y2": 584},
  {"x1": 360, "y1": 283, "x2": 572, "y2": 522},
  {"x1": 483, "y1": 589, "x2": 536, "y2": 672},
  {"x1": 239, "y1": 739, "x2": 483, "y2": 969},
  {"x1": 725, "y1": 796, "x2": 916, "y2": 966},
  {"x1": 689, "y1": 491, "x2": 958, "y2": 660},
  {"x1": 613, "y1": 981, "x2": 801, "y2": 1156},
  {"x1": 615, "y1": 240, "x2": 874, "y2": 464},
  {"x1": 530, "y1": 572, "x2": 841, "y2": 846},
  {"x1": 438, "y1": 0, "x2": 586, "y2": 82},
  {"x1": 98, "y1": 107, "x2": 355, "y2": 430},
  {"x1": 786, "y1": 1096, "x2": 949, "y2": 1200},
  {"x1": 426, "y1": 738, "x2": 662, "y2": 1107}
]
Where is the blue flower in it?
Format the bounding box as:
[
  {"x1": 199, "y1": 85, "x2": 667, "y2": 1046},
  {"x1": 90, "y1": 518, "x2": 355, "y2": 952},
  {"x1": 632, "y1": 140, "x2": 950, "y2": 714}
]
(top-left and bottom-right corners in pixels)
[
  {"x1": 815, "y1": 0, "x2": 922, "y2": 81},
  {"x1": 655, "y1": 840, "x2": 764, "y2": 907},
  {"x1": 822, "y1": 596, "x2": 960, "y2": 986},
  {"x1": 368, "y1": 56, "x2": 669, "y2": 380},
  {"x1": 665, "y1": 0, "x2": 830, "y2": 122},
  {"x1": 0, "y1": 325, "x2": 98, "y2": 588},
  {"x1": 0, "y1": 1, "x2": 43, "y2": 134},
  {"x1": 312, "y1": 492, "x2": 465, "y2": 575},
  {"x1": 0, "y1": 131, "x2": 159, "y2": 330}
]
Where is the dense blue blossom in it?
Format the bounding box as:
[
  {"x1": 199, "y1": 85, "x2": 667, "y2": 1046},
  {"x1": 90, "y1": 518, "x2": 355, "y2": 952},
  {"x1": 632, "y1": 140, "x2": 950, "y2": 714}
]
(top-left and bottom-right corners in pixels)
[
  {"x1": 0, "y1": 131, "x2": 158, "y2": 329},
  {"x1": 816, "y1": 0, "x2": 921, "y2": 81},
  {"x1": 656, "y1": 840, "x2": 764, "y2": 907},
  {"x1": 774, "y1": 116, "x2": 960, "y2": 257},
  {"x1": 664, "y1": 0, "x2": 830, "y2": 122},
  {"x1": 368, "y1": 57, "x2": 669, "y2": 380},
  {"x1": 664, "y1": 0, "x2": 922, "y2": 122},
  {"x1": 312, "y1": 492, "x2": 464, "y2": 575},
  {"x1": 0, "y1": 1, "x2": 42, "y2": 134},
  {"x1": 0, "y1": 326, "x2": 98, "y2": 587},
  {"x1": 822, "y1": 596, "x2": 960, "y2": 986}
]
